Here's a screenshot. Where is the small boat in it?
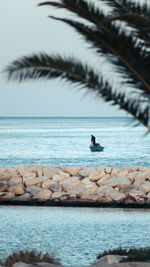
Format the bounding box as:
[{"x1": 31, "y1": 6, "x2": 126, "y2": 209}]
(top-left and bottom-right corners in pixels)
[{"x1": 89, "y1": 143, "x2": 104, "y2": 152}]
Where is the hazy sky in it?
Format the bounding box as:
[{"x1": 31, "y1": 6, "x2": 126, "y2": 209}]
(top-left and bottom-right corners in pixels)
[{"x1": 0, "y1": 0, "x2": 127, "y2": 117}]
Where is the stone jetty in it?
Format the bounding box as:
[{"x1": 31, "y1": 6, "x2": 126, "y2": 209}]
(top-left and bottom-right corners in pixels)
[{"x1": 0, "y1": 165, "x2": 150, "y2": 207}]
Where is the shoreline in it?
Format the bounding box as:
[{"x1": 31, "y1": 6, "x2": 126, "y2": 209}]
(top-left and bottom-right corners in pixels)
[{"x1": 0, "y1": 165, "x2": 150, "y2": 207}]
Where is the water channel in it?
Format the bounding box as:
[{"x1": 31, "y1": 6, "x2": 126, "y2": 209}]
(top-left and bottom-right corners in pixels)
[{"x1": 0, "y1": 206, "x2": 150, "y2": 266}]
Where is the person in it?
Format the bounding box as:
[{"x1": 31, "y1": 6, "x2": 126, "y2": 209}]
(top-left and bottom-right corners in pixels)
[{"x1": 91, "y1": 135, "x2": 96, "y2": 146}]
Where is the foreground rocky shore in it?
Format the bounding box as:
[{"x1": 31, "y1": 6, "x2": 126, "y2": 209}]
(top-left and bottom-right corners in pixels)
[{"x1": 0, "y1": 165, "x2": 150, "y2": 206}]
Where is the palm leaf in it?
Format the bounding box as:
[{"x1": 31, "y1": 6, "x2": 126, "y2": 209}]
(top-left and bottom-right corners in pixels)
[
  {"x1": 49, "y1": 15, "x2": 150, "y2": 95},
  {"x1": 4, "y1": 53, "x2": 150, "y2": 128}
]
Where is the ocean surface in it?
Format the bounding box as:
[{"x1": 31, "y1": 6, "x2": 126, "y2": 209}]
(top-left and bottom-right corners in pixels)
[
  {"x1": 0, "y1": 117, "x2": 150, "y2": 168},
  {"x1": 0, "y1": 117, "x2": 150, "y2": 266},
  {"x1": 0, "y1": 206, "x2": 150, "y2": 266}
]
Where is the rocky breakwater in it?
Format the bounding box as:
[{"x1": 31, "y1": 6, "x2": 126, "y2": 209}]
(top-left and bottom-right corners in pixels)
[{"x1": 0, "y1": 165, "x2": 150, "y2": 206}]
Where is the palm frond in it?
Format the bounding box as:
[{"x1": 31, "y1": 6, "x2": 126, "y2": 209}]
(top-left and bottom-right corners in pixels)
[
  {"x1": 49, "y1": 15, "x2": 150, "y2": 96},
  {"x1": 38, "y1": 0, "x2": 112, "y2": 33},
  {"x1": 4, "y1": 53, "x2": 150, "y2": 128}
]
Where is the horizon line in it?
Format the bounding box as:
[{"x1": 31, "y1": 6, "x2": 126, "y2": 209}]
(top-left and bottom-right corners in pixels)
[{"x1": 0, "y1": 116, "x2": 129, "y2": 118}]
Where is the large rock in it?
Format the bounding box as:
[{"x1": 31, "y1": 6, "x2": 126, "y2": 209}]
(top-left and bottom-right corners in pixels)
[
  {"x1": 89, "y1": 168, "x2": 106, "y2": 182},
  {"x1": 107, "y1": 189, "x2": 126, "y2": 202},
  {"x1": 97, "y1": 254, "x2": 128, "y2": 264},
  {"x1": 61, "y1": 176, "x2": 81, "y2": 191},
  {"x1": 7, "y1": 184, "x2": 25, "y2": 195},
  {"x1": 52, "y1": 174, "x2": 69, "y2": 183},
  {"x1": 23, "y1": 173, "x2": 36, "y2": 184},
  {"x1": 82, "y1": 178, "x2": 98, "y2": 192},
  {"x1": 139, "y1": 182, "x2": 150, "y2": 193},
  {"x1": 105, "y1": 176, "x2": 131, "y2": 189},
  {"x1": 51, "y1": 192, "x2": 70, "y2": 200},
  {"x1": 128, "y1": 188, "x2": 146, "y2": 200},
  {"x1": 8, "y1": 176, "x2": 22, "y2": 186},
  {"x1": 0, "y1": 191, "x2": 15, "y2": 200},
  {"x1": 0, "y1": 182, "x2": 8, "y2": 192},
  {"x1": 26, "y1": 186, "x2": 52, "y2": 199},
  {"x1": 134, "y1": 171, "x2": 146, "y2": 184},
  {"x1": 36, "y1": 167, "x2": 43, "y2": 177},
  {"x1": 79, "y1": 167, "x2": 96, "y2": 177},
  {"x1": 26, "y1": 186, "x2": 41, "y2": 195},
  {"x1": 13, "y1": 193, "x2": 31, "y2": 202},
  {"x1": 110, "y1": 168, "x2": 119, "y2": 177},
  {"x1": 97, "y1": 174, "x2": 111, "y2": 186},
  {"x1": 118, "y1": 169, "x2": 129, "y2": 177},
  {"x1": 24, "y1": 176, "x2": 49, "y2": 187},
  {"x1": 42, "y1": 180, "x2": 62, "y2": 192},
  {"x1": 0, "y1": 171, "x2": 16, "y2": 181},
  {"x1": 42, "y1": 166, "x2": 58, "y2": 178},
  {"x1": 57, "y1": 170, "x2": 70, "y2": 178},
  {"x1": 80, "y1": 192, "x2": 99, "y2": 201},
  {"x1": 63, "y1": 166, "x2": 82, "y2": 176},
  {"x1": 33, "y1": 188, "x2": 52, "y2": 200}
]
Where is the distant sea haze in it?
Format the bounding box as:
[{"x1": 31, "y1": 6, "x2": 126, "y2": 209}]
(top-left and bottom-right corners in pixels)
[{"x1": 0, "y1": 117, "x2": 149, "y2": 167}]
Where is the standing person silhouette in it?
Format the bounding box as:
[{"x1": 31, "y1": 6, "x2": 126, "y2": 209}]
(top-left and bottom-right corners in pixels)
[{"x1": 91, "y1": 135, "x2": 96, "y2": 146}]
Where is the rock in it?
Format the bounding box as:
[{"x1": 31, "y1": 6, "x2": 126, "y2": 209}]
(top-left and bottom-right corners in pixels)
[
  {"x1": 98, "y1": 254, "x2": 128, "y2": 264},
  {"x1": 110, "y1": 168, "x2": 119, "y2": 177},
  {"x1": 23, "y1": 172, "x2": 36, "y2": 182},
  {"x1": 97, "y1": 185, "x2": 115, "y2": 201},
  {"x1": 0, "y1": 191, "x2": 15, "y2": 200},
  {"x1": 128, "y1": 166, "x2": 138, "y2": 172},
  {"x1": 0, "y1": 182, "x2": 8, "y2": 192},
  {"x1": 17, "y1": 166, "x2": 25, "y2": 177},
  {"x1": 105, "y1": 176, "x2": 131, "y2": 189},
  {"x1": 33, "y1": 189, "x2": 52, "y2": 200},
  {"x1": 61, "y1": 176, "x2": 81, "y2": 191},
  {"x1": 13, "y1": 193, "x2": 31, "y2": 201},
  {"x1": 8, "y1": 176, "x2": 22, "y2": 186},
  {"x1": 42, "y1": 180, "x2": 62, "y2": 192},
  {"x1": 97, "y1": 174, "x2": 111, "y2": 186},
  {"x1": 51, "y1": 192, "x2": 70, "y2": 200},
  {"x1": 120, "y1": 185, "x2": 138, "y2": 194},
  {"x1": 108, "y1": 189, "x2": 126, "y2": 202},
  {"x1": 36, "y1": 167, "x2": 43, "y2": 177},
  {"x1": 134, "y1": 171, "x2": 146, "y2": 184},
  {"x1": 139, "y1": 182, "x2": 150, "y2": 193},
  {"x1": 24, "y1": 176, "x2": 49, "y2": 187},
  {"x1": 80, "y1": 192, "x2": 99, "y2": 201},
  {"x1": 89, "y1": 168, "x2": 105, "y2": 182},
  {"x1": 42, "y1": 167, "x2": 58, "y2": 178},
  {"x1": 7, "y1": 184, "x2": 25, "y2": 195},
  {"x1": 105, "y1": 167, "x2": 112, "y2": 174},
  {"x1": 0, "y1": 171, "x2": 15, "y2": 181},
  {"x1": 63, "y1": 167, "x2": 82, "y2": 176},
  {"x1": 12, "y1": 262, "x2": 31, "y2": 267},
  {"x1": 79, "y1": 167, "x2": 96, "y2": 177},
  {"x1": 26, "y1": 186, "x2": 41, "y2": 195},
  {"x1": 128, "y1": 188, "x2": 145, "y2": 200},
  {"x1": 98, "y1": 196, "x2": 113, "y2": 203},
  {"x1": 82, "y1": 178, "x2": 98, "y2": 192},
  {"x1": 57, "y1": 170, "x2": 70, "y2": 178},
  {"x1": 52, "y1": 174, "x2": 69, "y2": 182},
  {"x1": 118, "y1": 169, "x2": 129, "y2": 177}
]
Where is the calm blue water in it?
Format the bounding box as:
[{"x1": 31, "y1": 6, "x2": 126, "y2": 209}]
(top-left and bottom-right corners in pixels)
[
  {"x1": 0, "y1": 206, "x2": 150, "y2": 266},
  {"x1": 0, "y1": 118, "x2": 150, "y2": 266},
  {"x1": 0, "y1": 117, "x2": 150, "y2": 167}
]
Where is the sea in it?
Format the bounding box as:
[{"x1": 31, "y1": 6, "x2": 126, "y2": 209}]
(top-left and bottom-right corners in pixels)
[
  {"x1": 0, "y1": 116, "x2": 150, "y2": 168},
  {"x1": 0, "y1": 117, "x2": 150, "y2": 266}
]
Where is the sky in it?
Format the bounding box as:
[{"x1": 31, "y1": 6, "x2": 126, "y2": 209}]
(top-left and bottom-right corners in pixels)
[{"x1": 0, "y1": 0, "x2": 127, "y2": 117}]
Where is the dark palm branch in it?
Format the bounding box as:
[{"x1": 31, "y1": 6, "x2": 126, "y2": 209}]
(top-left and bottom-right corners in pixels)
[{"x1": 5, "y1": 53, "x2": 149, "y2": 128}]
